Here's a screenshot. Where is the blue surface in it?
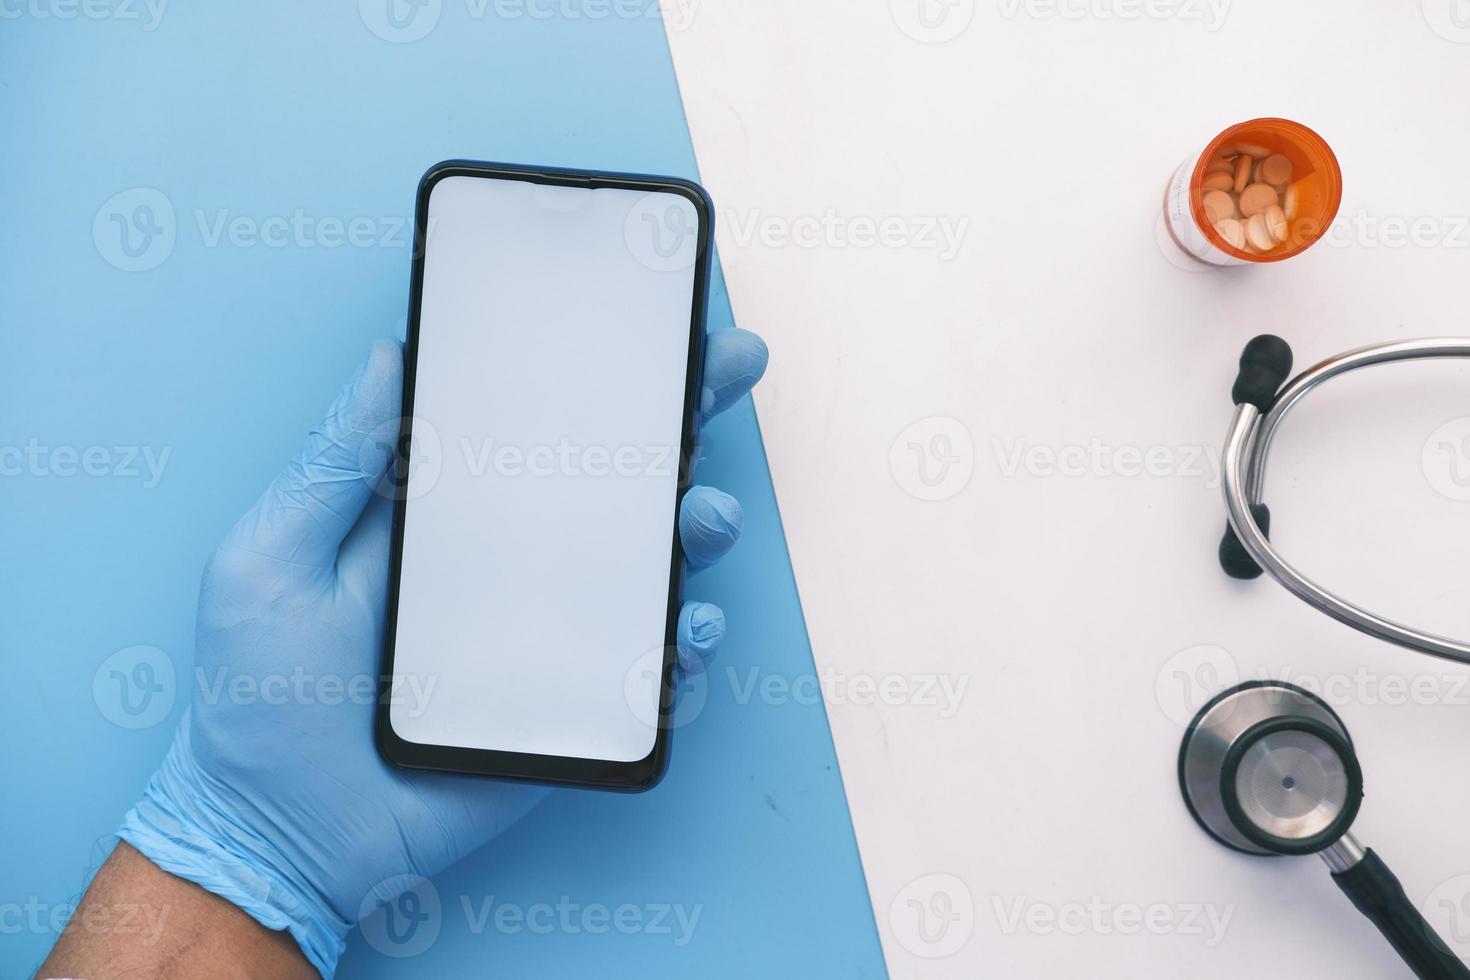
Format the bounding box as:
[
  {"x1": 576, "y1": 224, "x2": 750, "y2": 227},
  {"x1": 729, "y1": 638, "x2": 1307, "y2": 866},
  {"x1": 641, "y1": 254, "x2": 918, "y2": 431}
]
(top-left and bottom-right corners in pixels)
[{"x1": 0, "y1": 5, "x2": 883, "y2": 976}]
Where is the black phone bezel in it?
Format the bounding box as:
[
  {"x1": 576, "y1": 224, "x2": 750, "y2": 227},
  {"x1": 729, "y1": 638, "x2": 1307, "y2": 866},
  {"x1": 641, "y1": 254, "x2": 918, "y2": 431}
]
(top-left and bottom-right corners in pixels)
[{"x1": 375, "y1": 159, "x2": 713, "y2": 792}]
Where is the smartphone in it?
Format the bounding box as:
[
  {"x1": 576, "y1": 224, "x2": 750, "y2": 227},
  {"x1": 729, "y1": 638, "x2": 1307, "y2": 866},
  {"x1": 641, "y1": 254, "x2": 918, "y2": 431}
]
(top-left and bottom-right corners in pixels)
[{"x1": 376, "y1": 161, "x2": 712, "y2": 790}]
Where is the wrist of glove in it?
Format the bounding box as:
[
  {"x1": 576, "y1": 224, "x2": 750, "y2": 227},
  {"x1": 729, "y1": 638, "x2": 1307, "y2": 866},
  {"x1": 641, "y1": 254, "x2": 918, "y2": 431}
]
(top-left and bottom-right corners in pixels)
[{"x1": 120, "y1": 721, "x2": 351, "y2": 976}]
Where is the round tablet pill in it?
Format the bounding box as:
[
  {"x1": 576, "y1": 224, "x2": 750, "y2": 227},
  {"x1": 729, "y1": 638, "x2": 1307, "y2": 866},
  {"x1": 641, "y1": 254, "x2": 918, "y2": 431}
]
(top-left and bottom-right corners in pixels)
[
  {"x1": 1205, "y1": 159, "x2": 1235, "y2": 176},
  {"x1": 1233, "y1": 155, "x2": 1252, "y2": 193},
  {"x1": 1203, "y1": 189, "x2": 1237, "y2": 224},
  {"x1": 1259, "y1": 154, "x2": 1292, "y2": 186},
  {"x1": 1246, "y1": 212, "x2": 1275, "y2": 251},
  {"x1": 1214, "y1": 217, "x2": 1245, "y2": 250},
  {"x1": 1264, "y1": 204, "x2": 1288, "y2": 244},
  {"x1": 1201, "y1": 172, "x2": 1234, "y2": 191},
  {"x1": 1238, "y1": 182, "x2": 1279, "y2": 218},
  {"x1": 1284, "y1": 182, "x2": 1299, "y2": 221},
  {"x1": 1228, "y1": 142, "x2": 1271, "y2": 159}
]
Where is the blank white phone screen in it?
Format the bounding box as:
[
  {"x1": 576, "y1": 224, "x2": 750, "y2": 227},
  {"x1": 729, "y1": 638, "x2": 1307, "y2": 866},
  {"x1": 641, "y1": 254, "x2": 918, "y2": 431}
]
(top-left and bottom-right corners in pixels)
[{"x1": 388, "y1": 175, "x2": 699, "y2": 763}]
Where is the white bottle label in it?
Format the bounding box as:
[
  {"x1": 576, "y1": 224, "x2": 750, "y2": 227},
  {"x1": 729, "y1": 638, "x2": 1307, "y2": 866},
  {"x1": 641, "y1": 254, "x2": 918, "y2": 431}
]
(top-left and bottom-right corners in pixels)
[{"x1": 1163, "y1": 154, "x2": 1244, "y2": 267}]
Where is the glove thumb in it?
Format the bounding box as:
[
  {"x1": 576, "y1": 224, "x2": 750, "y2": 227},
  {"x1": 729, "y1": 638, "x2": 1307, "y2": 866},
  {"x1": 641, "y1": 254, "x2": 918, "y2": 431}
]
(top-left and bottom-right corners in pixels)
[{"x1": 226, "y1": 340, "x2": 404, "y2": 572}]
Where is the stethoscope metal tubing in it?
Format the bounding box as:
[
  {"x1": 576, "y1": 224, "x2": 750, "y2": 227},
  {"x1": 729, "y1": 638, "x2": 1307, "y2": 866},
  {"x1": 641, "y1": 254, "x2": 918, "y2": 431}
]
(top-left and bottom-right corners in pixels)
[
  {"x1": 1321, "y1": 832, "x2": 1366, "y2": 874},
  {"x1": 1245, "y1": 338, "x2": 1470, "y2": 500},
  {"x1": 1222, "y1": 338, "x2": 1470, "y2": 666}
]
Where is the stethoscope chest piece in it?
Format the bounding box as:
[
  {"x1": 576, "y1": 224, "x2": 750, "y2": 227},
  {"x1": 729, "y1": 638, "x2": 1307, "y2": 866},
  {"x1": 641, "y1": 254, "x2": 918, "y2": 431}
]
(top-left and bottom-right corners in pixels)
[
  {"x1": 1179, "y1": 681, "x2": 1470, "y2": 979},
  {"x1": 1179, "y1": 680, "x2": 1361, "y2": 856}
]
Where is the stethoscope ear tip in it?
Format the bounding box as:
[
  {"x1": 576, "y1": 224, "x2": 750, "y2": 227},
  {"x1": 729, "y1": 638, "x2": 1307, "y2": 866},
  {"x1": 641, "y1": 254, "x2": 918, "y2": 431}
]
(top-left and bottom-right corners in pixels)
[
  {"x1": 1219, "y1": 503, "x2": 1271, "y2": 579},
  {"x1": 1231, "y1": 335, "x2": 1293, "y2": 411}
]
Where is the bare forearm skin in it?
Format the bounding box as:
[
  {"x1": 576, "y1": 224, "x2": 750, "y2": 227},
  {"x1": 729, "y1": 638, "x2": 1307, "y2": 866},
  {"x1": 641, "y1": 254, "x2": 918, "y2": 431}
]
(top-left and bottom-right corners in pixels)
[{"x1": 39, "y1": 842, "x2": 316, "y2": 979}]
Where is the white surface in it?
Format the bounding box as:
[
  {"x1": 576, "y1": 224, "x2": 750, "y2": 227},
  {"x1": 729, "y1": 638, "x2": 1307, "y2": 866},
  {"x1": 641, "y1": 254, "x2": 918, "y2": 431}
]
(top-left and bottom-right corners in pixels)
[
  {"x1": 391, "y1": 176, "x2": 697, "y2": 761},
  {"x1": 666, "y1": 3, "x2": 1470, "y2": 976}
]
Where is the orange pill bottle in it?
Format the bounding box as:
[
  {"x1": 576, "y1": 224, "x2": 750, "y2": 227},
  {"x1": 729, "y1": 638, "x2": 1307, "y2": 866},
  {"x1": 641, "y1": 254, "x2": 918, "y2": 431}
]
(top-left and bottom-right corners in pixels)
[{"x1": 1163, "y1": 118, "x2": 1342, "y2": 267}]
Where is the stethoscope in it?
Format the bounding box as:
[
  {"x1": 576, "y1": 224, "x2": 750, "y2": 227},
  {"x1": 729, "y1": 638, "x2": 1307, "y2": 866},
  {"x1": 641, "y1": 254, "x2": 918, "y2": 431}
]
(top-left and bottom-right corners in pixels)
[
  {"x1": 1176, "y1": 336, "x2": 1470, "y2": 979},
  {"x1": 1218, "y1": 334, "x2": 1470, "y2": 664},
  {"x1": 1179, "y1": 680, "x2": 1465, "y2": 978}
]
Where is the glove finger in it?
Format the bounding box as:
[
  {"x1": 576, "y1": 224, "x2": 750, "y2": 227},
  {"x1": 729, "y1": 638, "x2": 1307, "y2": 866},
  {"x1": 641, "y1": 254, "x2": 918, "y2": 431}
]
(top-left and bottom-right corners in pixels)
[
  {"x1": 226, "y1": 340, "x2": 403, "y2": 573},
  {"x1": 699, "y1": 328, "x2": 768, "y2": 423},
  {"x1": 398, "y1": 774, "x2": 554, "y2": 876},
  {"x1": 679, "y1": 485, "x2": 743, "y2": 572},
  {"x1": 676, "y1": 601, "x2": 725, "y2": 675},
  {"x1": 336, "y1": 488, "x2": 395, "y2": 605}
]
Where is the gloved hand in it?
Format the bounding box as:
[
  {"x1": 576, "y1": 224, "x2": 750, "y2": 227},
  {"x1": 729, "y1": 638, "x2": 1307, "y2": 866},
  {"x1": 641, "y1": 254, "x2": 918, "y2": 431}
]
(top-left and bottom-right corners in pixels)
[{"x1": 118, "y1": 327, "x2": 768, "y2": 977}]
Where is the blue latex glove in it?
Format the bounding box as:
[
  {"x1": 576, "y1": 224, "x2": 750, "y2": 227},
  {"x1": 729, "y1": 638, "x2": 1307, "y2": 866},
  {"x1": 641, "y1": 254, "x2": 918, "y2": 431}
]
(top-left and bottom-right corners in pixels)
[{"x1": 118, "y1": 328, "x2": 768, "y2": 977}]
